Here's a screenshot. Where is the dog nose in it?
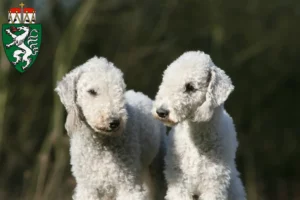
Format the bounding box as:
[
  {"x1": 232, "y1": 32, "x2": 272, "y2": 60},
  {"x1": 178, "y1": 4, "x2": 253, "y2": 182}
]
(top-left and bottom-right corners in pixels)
[
  {"x1": 156, "y1": 108, "x2": 169, "y2": 118},
  {"x1": 109, "y1": 119, "x2": 120, "y2": 130}
]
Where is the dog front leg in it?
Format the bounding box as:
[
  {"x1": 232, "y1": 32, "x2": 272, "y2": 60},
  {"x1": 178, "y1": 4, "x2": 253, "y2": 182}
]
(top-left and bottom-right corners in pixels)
[
  {"x1": 165, "y1": 184, "x2": 190, "y2": 200},
  {"x1": 117, "y1": 184, "x2": 149, "y2": 200},
  {"x1": 72, "y1": 185, "x2": 100, "y2": 200},
  {"x1": 199, "y1": 168, "x2": 230, "y2": 200}
]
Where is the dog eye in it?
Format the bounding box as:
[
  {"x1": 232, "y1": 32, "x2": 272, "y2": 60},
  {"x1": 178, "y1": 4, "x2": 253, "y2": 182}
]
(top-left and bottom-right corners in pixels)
[
  {"x1": 88, "y1": 89, "x2": 97, "y2": 96},
  {"x1": 185, "y1": 83, "x2": 196, "y2": 93}
]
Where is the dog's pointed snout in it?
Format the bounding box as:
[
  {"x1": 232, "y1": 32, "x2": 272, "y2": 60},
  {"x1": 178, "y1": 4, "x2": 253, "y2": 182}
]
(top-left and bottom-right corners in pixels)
[
  {"x1": 156, "y1": 108, "x2": 169, "y2": 118},
  {"x1": 109, "y1": 118, "x2": 120, "y2": 130}
]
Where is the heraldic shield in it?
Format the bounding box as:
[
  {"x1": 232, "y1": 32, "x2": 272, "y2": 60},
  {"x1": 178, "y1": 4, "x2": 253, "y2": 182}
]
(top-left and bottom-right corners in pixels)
[{"x1": 2, "y1": 3, "x2": 42, "y2": 73}]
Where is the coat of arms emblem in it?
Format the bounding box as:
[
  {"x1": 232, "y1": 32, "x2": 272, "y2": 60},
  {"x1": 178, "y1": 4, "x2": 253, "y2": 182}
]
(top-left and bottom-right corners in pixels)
[{"x1": 2, "y1": 2, "x2": 42, "y2": 73}]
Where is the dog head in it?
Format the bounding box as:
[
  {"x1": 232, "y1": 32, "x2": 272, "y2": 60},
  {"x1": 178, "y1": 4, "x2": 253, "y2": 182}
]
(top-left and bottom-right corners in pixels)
[
  {"x1": 55, "y1": 56, "x2": 127, "y2": 136},
  {"x1": 153, "y1": 51, "x2": 234, "y2": 126}
]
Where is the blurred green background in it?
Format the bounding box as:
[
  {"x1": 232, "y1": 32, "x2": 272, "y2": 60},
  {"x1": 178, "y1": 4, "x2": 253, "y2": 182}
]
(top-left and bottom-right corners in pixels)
[{"x1": 1, "y1": 0, "x2": 300, "y2": 199}]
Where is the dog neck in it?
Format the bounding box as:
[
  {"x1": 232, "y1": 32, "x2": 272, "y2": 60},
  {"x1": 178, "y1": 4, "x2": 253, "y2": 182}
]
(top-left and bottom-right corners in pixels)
[
  {"x1": 73, "y1": 122, "x2": 125, "y2": 150},
  {"x1": 179, "y1": 105, "x2": 225, "y2": 152},
  {"x1": 188, "y1": 105, "x2": 223, "y2": 127}
]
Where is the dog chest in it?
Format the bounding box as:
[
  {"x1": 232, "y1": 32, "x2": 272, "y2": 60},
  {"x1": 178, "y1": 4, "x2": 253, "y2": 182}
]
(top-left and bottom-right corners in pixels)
[
  {"x1": 70, "y1": 135, "x2": 140, "y2": 188},
  {"x1": 168, "y1": 127, "x2": 223, "y2": 193}
]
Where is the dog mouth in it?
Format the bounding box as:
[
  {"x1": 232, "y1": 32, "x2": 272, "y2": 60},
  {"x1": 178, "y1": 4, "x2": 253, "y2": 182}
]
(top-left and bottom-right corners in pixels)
[
  {"x1": 94, "y1": 126, "x2": 121, "y2": 135},
  {"x1": 153, "y1": 114, "x2": 177, "y2": 127}
]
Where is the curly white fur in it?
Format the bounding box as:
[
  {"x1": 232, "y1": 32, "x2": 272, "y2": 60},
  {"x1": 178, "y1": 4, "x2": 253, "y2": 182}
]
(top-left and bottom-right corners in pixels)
[
  {"x1": 153, "y1": 51, "x2": 246, "y2": 200},
  {"x1": 55, "y1": 56, "x2": 166, "y2": 200}
]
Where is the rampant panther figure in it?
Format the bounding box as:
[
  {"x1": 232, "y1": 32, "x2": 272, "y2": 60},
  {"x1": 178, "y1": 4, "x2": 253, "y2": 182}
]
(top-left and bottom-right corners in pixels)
[{"x1": 5, "y1": 26, "x2": 38, "y2": 70}]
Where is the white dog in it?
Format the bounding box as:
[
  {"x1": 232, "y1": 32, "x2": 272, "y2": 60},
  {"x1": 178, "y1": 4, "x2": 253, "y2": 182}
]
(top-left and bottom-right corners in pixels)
[
  {"x1": 153, "y1": 51, "x2": 246, "y2": 200},
  {"x1": 55, "y1": 56, "x2": 166, "y2": 200}
]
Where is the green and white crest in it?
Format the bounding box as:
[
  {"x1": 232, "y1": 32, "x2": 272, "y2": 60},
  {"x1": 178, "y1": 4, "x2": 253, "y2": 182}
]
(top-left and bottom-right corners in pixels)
[{"x1": 2, "y1": 3, "x2": 42, "y2": 73}]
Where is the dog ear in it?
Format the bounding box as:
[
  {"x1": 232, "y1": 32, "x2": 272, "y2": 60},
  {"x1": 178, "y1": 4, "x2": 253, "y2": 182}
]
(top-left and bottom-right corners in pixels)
[
  {"x1": 55, "y1": 68, "x2": 83, "y2": 135},
  {"x1": 193, "y1": 66, "x2": 234, "y2": 122},
  {"x1": 55, "y1": 68, "x2": 82, "y2": 112},
  {"x1": 209, "y1": 66, "x2": 234, "y2": 106},
  {"x1": 64, "y1": 109, "x2": 82, "y2": 135}
]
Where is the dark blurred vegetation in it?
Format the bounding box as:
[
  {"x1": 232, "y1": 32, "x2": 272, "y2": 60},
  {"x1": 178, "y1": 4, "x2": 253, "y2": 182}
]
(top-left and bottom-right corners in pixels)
[{"x1": 0, "y1": 0, "x2": 300, "y2": 199}]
